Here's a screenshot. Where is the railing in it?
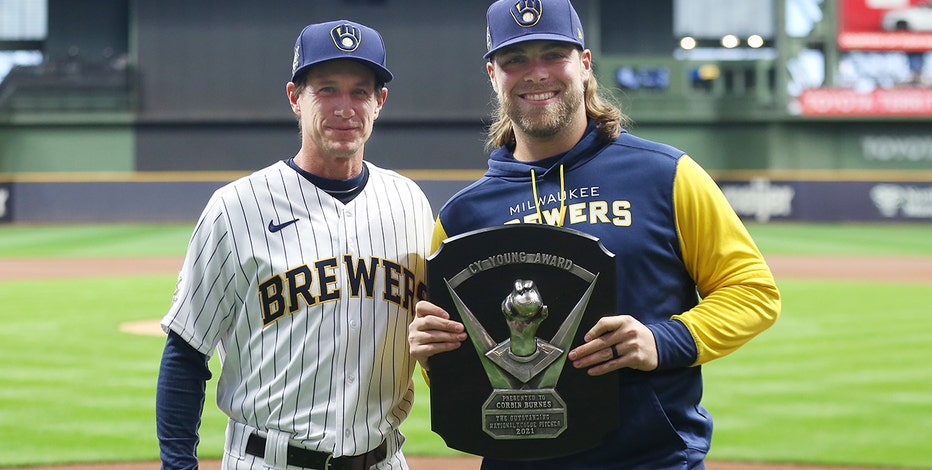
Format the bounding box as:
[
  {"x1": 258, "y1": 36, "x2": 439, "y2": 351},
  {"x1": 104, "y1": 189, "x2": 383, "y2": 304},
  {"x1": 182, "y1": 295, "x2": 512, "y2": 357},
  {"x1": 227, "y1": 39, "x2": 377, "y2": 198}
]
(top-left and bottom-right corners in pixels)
[{"x1": 0, "y1": 59, "x2": 135, "y2": 112}]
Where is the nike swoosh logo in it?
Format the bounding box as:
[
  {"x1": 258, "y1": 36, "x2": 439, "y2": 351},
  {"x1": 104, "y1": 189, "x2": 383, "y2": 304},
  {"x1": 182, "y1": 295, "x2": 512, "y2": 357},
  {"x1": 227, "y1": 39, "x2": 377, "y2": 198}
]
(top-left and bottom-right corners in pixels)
[{"x1": 268, "y1": 218, "x2": 299, "y2": 233}]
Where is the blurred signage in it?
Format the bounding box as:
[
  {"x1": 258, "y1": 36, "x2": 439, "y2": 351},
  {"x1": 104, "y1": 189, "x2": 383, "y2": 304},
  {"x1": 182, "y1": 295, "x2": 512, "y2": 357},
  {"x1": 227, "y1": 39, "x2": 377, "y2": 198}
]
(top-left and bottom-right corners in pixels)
[
  {"x1": 719, "y1": 178, "x2": 932, "y2": 221},
  {"x1": 798, "y1": 87, "x2": 932, "y2": 115},
  {"x1": 615, "y1": 66, "x2": 670, "y2": 90},
  {"x1": 790, "y1": 1, "x2": 932, "y2": 117},
  {"x1": 720, "y1": 178, "x2": 795, "y2": 223},
  {"x1": 862, "y1": 134, "x2": 932, "y2": 161},
  {"x1": 838, "y1": 0, "x2": 932, "y2": 51},
  {"x1": 869, "y1": 184, "x2": 932, "y2": 217},
  {"x1": 0, "y1": 183, "x2": 11, "y2": 223}
]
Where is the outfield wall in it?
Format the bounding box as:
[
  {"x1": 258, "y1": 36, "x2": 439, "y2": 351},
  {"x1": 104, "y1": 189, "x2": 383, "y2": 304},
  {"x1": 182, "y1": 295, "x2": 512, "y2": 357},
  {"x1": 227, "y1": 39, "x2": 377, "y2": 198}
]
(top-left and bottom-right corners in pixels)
[
  {"x1": 2, "y1": 116, "x2": 932, "y2": 224},
  {"x1": 0, "y1": 176, "x2": 475, "y2": 224},
  {"x1": 2, "y1": 172, "x2": 932, "y2": 224}
]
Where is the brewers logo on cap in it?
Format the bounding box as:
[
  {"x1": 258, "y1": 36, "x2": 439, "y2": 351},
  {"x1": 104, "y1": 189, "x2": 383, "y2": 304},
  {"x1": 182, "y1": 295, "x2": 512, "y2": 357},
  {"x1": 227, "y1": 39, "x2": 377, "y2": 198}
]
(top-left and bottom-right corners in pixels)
[
  {"x1": 511, "y1": 0, "x2": 542, "y2": 28},
  {"x1": 289, "y1": 20, "x2": 393, "y2": 84},
  {"x1": 484, "y1": 0, "x2": 585, "y2": 59},
  {"x1": 331, "y1": 24, "x2": 362, "y2": 52}
]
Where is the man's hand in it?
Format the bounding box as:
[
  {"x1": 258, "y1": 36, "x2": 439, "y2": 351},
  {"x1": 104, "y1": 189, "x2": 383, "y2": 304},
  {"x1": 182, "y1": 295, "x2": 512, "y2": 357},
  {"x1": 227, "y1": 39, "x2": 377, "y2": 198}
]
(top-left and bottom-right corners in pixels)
[
  {"x1": 568, "y1": 315, "x2": 658, "y2": 376},
  {"x1": 408, "y1": 300, "x2": 468, "y2": 371}
]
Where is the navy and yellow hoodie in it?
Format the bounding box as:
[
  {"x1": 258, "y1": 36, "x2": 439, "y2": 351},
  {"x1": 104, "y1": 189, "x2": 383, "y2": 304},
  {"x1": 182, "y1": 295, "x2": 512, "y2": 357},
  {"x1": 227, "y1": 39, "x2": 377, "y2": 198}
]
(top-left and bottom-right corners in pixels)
[{"x1": 433, "y1": 123, "x2": 780, "y2": 469}]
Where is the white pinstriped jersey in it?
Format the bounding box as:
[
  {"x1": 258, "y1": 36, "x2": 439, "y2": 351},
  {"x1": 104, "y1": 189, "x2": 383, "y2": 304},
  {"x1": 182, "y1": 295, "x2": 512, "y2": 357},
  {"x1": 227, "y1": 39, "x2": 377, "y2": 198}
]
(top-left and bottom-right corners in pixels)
[{"x1": 161, "y1": 160, "x2": 433, "y2": 459}]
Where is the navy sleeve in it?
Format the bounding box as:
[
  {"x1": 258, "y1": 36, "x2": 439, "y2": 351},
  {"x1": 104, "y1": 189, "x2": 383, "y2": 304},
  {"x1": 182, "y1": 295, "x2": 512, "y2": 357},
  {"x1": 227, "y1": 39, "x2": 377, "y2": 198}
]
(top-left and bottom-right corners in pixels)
[
  {"x1": 647, "y1": 319, "x2": 699, "y2": 370},
  {"x1": 156, "y1": 330, "x2": 212, "y2": 470}
]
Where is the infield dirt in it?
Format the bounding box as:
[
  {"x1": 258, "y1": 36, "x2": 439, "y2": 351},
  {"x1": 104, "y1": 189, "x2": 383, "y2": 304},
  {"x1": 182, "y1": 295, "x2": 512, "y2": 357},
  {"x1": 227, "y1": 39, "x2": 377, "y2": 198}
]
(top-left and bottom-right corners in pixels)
[{"x1": 3, "y1": 255, "x2": 932, "y2": 283}]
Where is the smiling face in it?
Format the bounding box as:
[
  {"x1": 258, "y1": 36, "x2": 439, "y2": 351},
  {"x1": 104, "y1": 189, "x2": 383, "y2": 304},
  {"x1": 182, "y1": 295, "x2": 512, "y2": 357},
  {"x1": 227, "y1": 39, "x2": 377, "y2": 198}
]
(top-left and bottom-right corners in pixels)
[
  {"x1": 288, "y1": 60, "x2": 386, "y2": 170},
  {"x1": 488, "y1": 40, "x2": 591, "y2": 143}
]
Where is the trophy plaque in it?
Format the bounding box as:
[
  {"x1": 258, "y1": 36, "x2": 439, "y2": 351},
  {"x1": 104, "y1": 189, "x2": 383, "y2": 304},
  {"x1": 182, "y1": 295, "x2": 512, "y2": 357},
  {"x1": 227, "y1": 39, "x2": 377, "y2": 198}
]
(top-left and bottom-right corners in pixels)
[{"x1": 426, "y1": 224, "x2": 619, "y2": 460}]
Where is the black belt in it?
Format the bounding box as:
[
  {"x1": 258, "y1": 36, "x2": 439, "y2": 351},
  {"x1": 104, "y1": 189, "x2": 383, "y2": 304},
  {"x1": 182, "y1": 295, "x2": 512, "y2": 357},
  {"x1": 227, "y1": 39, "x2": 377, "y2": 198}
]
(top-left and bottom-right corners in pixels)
[{"x1": 245, "y1": 433, "x2": 387, "y2": 470}]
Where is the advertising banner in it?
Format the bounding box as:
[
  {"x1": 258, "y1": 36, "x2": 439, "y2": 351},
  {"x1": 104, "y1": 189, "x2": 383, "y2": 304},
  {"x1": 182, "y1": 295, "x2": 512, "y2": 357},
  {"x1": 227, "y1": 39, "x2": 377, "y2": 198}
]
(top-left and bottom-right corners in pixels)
[
  {"x1": 792, "y1": 1, "x2": 932, "y2": 116},
  {"x1": 797, "y1": 87, "x2": 932, "y2": 115},
  {"x1": 0, "y1": 182, "x2": 11, "y2": 223},
  {"x1": 838, "y1": 0, "x2": 932, "y2": 51},
  {"x1": 718, "y1": 178, "x2": 932, "y2": 222}
]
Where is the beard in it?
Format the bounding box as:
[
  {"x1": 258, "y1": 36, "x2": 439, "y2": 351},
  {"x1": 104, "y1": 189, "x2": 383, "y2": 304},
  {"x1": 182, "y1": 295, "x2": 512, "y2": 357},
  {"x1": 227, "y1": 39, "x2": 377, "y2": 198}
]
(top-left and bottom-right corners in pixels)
[{"x1": 502, "y1": 83, "x2": 584, "y2": 139}]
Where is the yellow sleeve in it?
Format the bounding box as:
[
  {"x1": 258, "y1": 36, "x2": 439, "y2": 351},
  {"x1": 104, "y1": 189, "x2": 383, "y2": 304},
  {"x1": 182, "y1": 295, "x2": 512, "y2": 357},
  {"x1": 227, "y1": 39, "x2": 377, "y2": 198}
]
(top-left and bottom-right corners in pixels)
[
  {"x1": 419, "y1": 216, "x2": 448, "y2": 386},
  {"x1": 420, "y1": 365, "x2": 431, "y2": 386},
  {"x1": 430, "y1": 217, "x2": 448, "y2": 254},
  {"x1": 672, "y1": 155, "x2": 781, "y2": 365}
]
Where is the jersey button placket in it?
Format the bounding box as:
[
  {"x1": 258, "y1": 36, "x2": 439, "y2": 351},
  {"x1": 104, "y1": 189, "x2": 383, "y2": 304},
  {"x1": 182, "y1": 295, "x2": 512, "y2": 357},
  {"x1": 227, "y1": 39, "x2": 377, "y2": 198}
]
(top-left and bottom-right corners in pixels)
[
  {"x1": 344, "y1": 209, "x2": 357, "y2": 252},
  {"x1": 333, "y1": 206, "x2": 350, "y2": 441},
  {"x1": 346, "y1": 316, "x2": 358, "y2": 385}
]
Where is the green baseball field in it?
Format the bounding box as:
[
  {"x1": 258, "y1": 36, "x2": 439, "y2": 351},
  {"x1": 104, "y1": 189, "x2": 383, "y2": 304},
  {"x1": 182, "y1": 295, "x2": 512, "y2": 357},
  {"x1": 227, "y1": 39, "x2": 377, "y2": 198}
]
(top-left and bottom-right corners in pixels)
[{"x1": 0, "y1": 222, "x2": 930, "y2": 469}]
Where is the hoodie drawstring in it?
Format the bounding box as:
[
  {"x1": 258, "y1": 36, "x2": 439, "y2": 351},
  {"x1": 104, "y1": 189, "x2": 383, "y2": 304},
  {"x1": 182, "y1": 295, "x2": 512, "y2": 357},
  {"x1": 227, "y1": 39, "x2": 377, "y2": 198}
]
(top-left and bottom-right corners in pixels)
[{"x1": 530, "y1": 164, "x2": 566, "y2": 227}]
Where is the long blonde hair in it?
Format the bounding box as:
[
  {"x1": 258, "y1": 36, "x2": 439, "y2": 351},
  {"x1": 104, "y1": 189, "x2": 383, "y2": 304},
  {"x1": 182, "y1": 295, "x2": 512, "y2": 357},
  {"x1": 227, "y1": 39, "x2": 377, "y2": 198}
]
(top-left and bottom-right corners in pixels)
[{"x1": 485, "y1": 65, "x2": 630, "y2": 153}]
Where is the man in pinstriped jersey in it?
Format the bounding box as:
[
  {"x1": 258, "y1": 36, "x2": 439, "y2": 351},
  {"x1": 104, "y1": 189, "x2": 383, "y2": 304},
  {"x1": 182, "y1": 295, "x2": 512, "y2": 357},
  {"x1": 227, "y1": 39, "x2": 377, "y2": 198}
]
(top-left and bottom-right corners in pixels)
[{"x1": 156, "y1": 20, "x2": 433, "y2": 470}]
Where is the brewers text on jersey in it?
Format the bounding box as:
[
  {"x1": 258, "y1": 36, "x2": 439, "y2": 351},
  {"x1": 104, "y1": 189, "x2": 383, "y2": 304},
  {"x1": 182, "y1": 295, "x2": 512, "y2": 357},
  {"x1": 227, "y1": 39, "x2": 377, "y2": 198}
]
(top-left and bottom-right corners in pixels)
[{"x1": 258, "y1": 254, "x2": 426, "y2": 326}]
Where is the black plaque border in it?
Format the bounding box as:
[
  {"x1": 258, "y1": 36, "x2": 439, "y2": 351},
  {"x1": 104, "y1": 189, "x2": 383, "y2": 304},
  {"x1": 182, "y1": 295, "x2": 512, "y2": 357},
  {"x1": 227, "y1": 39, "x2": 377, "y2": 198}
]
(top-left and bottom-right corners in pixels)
[{"x1": 426, "y1": 224, "x2": 619, "y2": 460}]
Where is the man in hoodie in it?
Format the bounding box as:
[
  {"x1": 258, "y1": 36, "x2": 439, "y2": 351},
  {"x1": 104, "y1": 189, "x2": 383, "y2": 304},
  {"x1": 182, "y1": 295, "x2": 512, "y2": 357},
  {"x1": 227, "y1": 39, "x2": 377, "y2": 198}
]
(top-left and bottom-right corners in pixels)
[{"x1": 407, "y1": 0, "x2": 781, "y2": 468}]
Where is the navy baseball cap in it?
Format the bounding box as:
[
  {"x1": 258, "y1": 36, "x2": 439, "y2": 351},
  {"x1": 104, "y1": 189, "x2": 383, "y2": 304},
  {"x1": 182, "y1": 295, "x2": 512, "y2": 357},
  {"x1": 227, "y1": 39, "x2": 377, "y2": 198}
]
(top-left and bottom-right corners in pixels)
[
  {"x1": 291, "y1": 20, "x2": 393, "y2": 84},
  {"x1": 485, "y1": 0, "x2": 584, "y2": 60}
]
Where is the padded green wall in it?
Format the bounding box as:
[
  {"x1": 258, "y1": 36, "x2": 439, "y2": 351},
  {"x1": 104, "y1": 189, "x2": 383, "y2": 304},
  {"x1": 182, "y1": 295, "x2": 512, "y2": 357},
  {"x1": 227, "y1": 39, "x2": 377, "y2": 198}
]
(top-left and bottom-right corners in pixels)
[{"x1": 0, "y1": 124, "x2": 134, "y2": 173}]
